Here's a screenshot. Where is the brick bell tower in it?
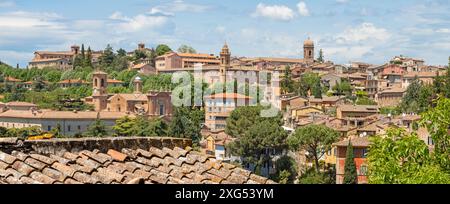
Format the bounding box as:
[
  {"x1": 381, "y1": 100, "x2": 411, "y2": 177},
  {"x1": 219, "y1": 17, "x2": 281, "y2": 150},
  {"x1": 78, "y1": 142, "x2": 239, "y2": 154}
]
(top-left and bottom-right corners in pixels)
[
  {"x1": 219, "y1": 42, "x2": 231, "y2": 83},
  {"x1": 92, "y1": 70, "x2": 108, "y2": 111},
  {"x1": 303, "y1": 37, "x2": 315, "y2": 63}
]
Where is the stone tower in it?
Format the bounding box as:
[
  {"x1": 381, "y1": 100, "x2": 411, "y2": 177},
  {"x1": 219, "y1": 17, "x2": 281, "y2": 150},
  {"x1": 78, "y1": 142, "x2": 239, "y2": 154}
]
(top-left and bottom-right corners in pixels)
[
  {"x1": 134, "y1": 76, "x2": 143, "y2": 94},
  {"x1": 92, "y1": 70, "x2": 108, "y2": 111},
  {"x1": 138, "y1": 43, "x2": 145, "y2": 51},
  {"x1": 220, "y1": 43, "x2": 231, "y2": 83},
  {"x1": 71, "y1": 45, "x2": 80, "y2": 55},
  {"x1": 303, "y1": 38, "x2": 314, "y2": 62}
]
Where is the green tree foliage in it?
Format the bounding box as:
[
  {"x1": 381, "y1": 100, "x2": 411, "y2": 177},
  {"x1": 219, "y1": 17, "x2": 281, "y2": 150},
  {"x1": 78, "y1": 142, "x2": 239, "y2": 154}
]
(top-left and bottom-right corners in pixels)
[
  {"x1": 400, "y1": 77, "x2": 432, "y2": 114},
  {"x1": 2, "y1": 126, "x2": 42, "y2": 139},
  {"x1": 333, "y1": 80, "x2": 352, "y2": 96},
  {"x1": 50, "y1": 124, "x2": 62, "y2": 138},
  {"x1": 343, "y1": 141, "x2": 358, "y2": 184},
  {"x1": 288, "y1": 124, "x2": 340, "y2": 172},
  {"x1": 297, "y1": 168, "x2": 335, "y2": 184},
  {"x1": 441, "y1": 56, "x2": 450, "y2": 98},
  {"x1": 355, "y1": 90, "x2": 377, "y2": 105},
  {"x1": 312, "y1": 80, "x2": 322, "y2": 99},
  {"x1": 317, "y1": 49, "x2": 324, "y2": 63},
  {"x1": 117, "y1": 48, "x2": 127, "y2": 57},
  {"x1": 113, "y1": 116, "x2": 168, "y2": 137},
  {"x1": 85, "y1": 119, "x2": 108, "y2": 137},
  {"x1": 177, "y1": 45, "x2": 196, "y2": 54},
  {"x1": 281, "y1": 65, "x2": 294, "y2": 94},
  {"x1": 368, "y1": 128, "x2": 450, "y2": 184},
  {"x1": 421, "y1": 97, "x2": 450, "y2": 172},
  {"x1": 271, "y1": 155, "x2": 298, "y2": 184},
  {"x1": 155, "y1": 44, "x2": 172, "y2": 56},
  {"x1": 113, "y1": 116, "x2": 135, "y2": 136},
  {"x1": 168, "y1": 107, "x2": 204, "y2": 145},
  {"x1": 226, "y1": 106, "x2": 287, "y2": 175},
  {"x1": 99, "y1": 44, "x2": 116, "y2": 67},
  {"x1": 298, "y1": 73, "x2": 322, "y2": 97}
]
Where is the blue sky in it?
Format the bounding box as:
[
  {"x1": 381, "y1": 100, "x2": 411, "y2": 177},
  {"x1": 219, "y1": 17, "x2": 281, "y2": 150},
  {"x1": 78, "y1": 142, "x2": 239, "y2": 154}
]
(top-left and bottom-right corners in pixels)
[{"x1": 0, "y1": 0, "x2": 449, "y2": 67}]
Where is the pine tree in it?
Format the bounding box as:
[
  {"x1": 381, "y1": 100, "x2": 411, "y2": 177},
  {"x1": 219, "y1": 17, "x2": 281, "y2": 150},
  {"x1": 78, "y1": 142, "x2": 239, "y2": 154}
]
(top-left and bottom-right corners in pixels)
[
  {"x1": 313, "y1": 80, "x2": 322, "y2": 99},
  {"x1": 317, "y1": 49, "x2": 324, "y2": 63},
  {"x1": 343, "y1": 140, "x2": 358, "y2": 184}
]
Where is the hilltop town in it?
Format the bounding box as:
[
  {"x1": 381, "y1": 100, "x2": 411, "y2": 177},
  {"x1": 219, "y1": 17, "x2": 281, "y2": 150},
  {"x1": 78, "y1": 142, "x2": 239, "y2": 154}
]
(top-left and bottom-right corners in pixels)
[{"x1": 0, "y1": 38, "x2": 449, "y2": 185}]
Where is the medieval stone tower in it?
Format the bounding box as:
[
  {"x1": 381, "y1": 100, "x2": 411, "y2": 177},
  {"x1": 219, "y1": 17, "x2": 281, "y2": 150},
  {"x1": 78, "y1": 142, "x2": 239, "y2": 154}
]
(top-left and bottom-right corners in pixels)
[
  {"x1": 303, "y1": 38, "x2": 315, "y2": 62},
  {"x1": 220, "y1": 43, "x2": 231, "y2": 83},
  {"x1": 92, "y1": 70, "x2": 108, "y2": 111}
]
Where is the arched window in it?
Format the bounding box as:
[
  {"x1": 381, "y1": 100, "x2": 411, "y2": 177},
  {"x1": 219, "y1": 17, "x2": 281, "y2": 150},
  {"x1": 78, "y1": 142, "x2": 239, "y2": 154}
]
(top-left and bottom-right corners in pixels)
[
  {"x1": 101, "y1": 78, "x2": 105, "y2": 87},
  {"x1": 309, "y1": 50, "x2": 312, "y2": 56},
  {"x1": 94, "y1": 78, "x2": 98, "y2": 87}
]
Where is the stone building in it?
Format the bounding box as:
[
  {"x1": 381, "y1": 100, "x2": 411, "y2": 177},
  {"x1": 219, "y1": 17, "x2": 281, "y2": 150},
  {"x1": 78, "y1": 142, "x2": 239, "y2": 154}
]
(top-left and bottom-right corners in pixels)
[
  {"x1": 84, "y1": 72, "x2": 173, "y2": 118},
  {"x1": 28, "y1": 45, "x2": 101, "y2": 70}
]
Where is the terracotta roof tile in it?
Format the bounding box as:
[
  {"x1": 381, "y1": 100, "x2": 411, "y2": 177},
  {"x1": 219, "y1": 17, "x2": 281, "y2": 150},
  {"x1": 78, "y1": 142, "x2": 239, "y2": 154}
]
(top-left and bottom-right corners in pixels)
[
  {"x1": 23, "y1": 158, "x2": 47, "y2": 171},
  {"x1": 30, "y1": 171, "x2": 57, "y2": 184},
  {"x1": 0, "y1": 161, "x2": 8, "y2": 169},
  {"x1": 30, "y1": 154, "x2": 57, "y2": 165},
  {"x1": 107, "y1": 149, "x2": 128, "y2": 162},
  {"x1": 0, "y1": 152, "x2": 18, "y2": 164},
  {"x1": 42, "y1": 167, "x2": 66, "y2": 182},
  {"x1": 51, "y1": 163, "x2": 78, "y2": 177},
  {"x1": 0, "y1": 138, "x2": 275, "y2": 184}
]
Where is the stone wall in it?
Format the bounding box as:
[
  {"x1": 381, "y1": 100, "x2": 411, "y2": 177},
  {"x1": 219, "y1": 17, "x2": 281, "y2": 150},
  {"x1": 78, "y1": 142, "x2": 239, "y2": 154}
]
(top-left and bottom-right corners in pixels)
[{"x1": 0, "y1": 137, "x2": 192, "y2": 156}]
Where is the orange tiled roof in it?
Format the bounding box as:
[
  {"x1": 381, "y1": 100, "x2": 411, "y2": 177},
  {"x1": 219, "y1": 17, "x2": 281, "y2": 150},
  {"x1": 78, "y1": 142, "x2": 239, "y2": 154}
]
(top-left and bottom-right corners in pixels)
[
  {"x1": 58, "y1": 79, "x2": 89, "y2": 84},
  {"x1": 30, "y1": 58, "x2": 69, "y2": 63},
  {"x1": 333, "y1": 136, "x2": 371, "y2": 147},
  {"x1": 0, "y1": 137, "x2": 274, "y2": 184},
  {"x1": 4, "y1": 77, "x2": 22, "y2": 82},
  {"x1": 6, "y1": 101, "x2": 37, "y2": 107},
  {"x1": 107, "y1": 79, "x2": 124, "y2": 84}
]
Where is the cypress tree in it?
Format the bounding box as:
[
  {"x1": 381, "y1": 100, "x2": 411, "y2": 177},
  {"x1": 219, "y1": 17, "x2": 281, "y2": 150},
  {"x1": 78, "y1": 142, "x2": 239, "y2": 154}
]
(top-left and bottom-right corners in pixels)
[
  {"x1": 86, "y1": 46, "x2": 93, "y2": 67},
  {"x1": 343, "y1": 140, "x2": 358, "y2": 184}
]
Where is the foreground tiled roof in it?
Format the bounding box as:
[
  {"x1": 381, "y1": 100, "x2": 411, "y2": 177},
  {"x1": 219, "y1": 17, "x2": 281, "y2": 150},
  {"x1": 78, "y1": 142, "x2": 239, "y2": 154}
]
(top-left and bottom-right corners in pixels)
[{"x1": 0, "y1": 138, "x2": 274, "y2": 184}]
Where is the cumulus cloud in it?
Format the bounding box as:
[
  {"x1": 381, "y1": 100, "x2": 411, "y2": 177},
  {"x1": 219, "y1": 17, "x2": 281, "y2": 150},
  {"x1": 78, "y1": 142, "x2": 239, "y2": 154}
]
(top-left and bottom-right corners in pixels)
[
  {"x1": 436, "y1": 28, "x2": 450, "y2": 33},
  {"x1": 252, "y1": 3, "x2": 295, "y2": 21},
  {"x1": 297, "y1": 2, "x2": 310, "y2": 16},
  {"x1": 109, "y1": 12, "x2": 170, "y2": 32},
  {"x1": 334, "y1": 22, "x2": 391, "y2": 44}
]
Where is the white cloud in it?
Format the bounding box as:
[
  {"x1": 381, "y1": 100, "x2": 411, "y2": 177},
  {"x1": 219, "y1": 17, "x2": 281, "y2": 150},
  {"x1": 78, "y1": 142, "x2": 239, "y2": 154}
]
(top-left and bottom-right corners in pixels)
[
  {"x1": 297, "y1": 2, "x2": 310, "y2": 16},
  {"x1": 216, "y1": 26, "x2": 226, "y2": 33},
  {"x1": 252, "y1": 3, "x2": 295, "y2": 21},
  {"x1": 436, "y1": 28, "x2": 450, "y2": 34},
  {"x1": 150, "y1": 0, "x2": 210, "y2": 15},
  {"x1": 334, "y1": 22, "x2": 390, "y2": 44},
  {"x1": 108, "y1": 12, "x2": 170, "y2": 32}
]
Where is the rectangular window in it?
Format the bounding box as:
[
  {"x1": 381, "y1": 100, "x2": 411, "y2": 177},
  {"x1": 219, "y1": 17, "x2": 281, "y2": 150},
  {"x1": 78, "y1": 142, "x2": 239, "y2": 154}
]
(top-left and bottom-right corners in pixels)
[
  {"x1": 159, "y1": 104, "x2": 165, "y2": 115},
  {"x1": 48, "y1": 126, "x2": 52, "y2": 131},
  {"x1": 360, "y1": 165, "x2": 368, "y2": 176},
  {"x1": 67, "y1": 125, "x2": 71, "y2": 132},
  {"x1": 428, "y1": 137, "x2": 434, "y2": 145}
]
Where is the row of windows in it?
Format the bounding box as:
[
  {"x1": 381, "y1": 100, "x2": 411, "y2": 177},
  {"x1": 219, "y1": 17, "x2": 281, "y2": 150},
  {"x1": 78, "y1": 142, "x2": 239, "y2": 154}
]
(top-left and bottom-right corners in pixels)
[{"x1": 47, "y1": 125, "x2": 85, "y2": 132}]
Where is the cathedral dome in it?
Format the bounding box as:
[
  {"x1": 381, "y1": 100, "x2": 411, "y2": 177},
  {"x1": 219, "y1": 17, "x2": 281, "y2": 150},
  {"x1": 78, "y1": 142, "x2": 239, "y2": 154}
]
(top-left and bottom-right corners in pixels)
[{"x1": 304, "y1": 38, "x2": 314, "y2": 47}]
